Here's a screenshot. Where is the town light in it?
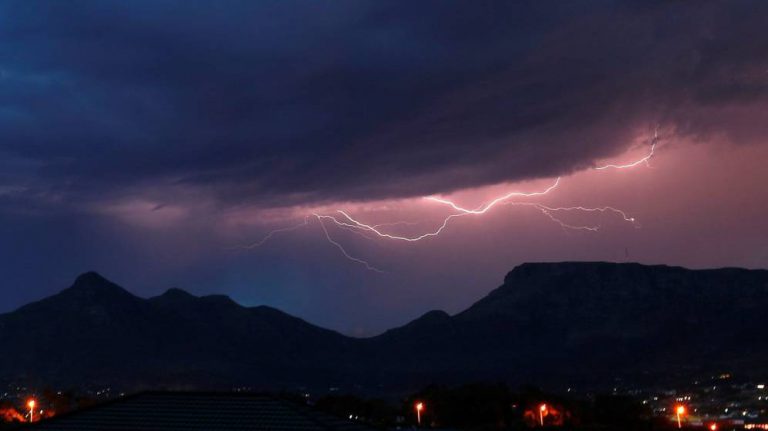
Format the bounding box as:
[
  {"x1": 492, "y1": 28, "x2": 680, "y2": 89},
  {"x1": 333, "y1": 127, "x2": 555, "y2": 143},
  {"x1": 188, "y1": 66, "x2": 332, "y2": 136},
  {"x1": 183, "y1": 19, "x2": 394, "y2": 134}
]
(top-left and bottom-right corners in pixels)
[
  {"x1": 675, "y1": 405, "x2": 686, "y2": 429},
  {"x1": 539, "y1": 404, "x2": 547, "y2": 426},
  {"x1": 709, "y1": 423, "x2": 717, "y2": 431},
  {"x1": 415, "y1": 402, "x2": 424, "y2": 425},
  {"x1": 27, "y1": 399, "x2": 36, "y2": 423}
]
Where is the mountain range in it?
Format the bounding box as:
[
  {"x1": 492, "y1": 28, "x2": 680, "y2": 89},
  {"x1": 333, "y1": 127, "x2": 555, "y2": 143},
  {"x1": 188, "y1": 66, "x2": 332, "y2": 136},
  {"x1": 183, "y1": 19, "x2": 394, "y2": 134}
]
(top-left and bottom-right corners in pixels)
[{"x1": 1, "y1": 262, "x2": 767, "y2": 392}]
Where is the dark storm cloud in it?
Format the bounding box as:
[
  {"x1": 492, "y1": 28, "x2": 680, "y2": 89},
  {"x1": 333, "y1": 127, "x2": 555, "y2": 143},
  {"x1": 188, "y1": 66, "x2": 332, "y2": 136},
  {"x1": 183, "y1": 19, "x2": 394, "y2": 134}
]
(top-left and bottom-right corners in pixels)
[{"x1": 1, "y1": 0, "x2": 767, "y2": 210}]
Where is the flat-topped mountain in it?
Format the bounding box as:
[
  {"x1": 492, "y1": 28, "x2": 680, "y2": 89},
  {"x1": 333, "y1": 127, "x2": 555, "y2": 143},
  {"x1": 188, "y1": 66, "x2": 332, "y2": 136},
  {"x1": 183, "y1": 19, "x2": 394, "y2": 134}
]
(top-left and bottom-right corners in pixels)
[
  {"x1": 369, "y1": 262, "x2": 768, "y2": 386},
  {"x1": 1, "y1": 262, "x2": 767, "y2": 391}
]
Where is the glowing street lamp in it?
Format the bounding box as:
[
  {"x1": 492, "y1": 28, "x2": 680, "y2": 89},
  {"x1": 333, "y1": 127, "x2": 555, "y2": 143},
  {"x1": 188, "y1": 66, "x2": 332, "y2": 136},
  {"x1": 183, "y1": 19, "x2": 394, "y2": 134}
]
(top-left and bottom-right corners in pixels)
[
  {"x1": 415, "y1": 402, "x2": 424, "y2": 426},
  {"x1": 539, "y1": 403, "x2": 547, "y2": 427},
  {"x1": 709, "y1": 423, "x2": 717, "y2": 431},
  {"x1": 27, "y1": 399, "x2": 36, "y2": 423},
  {"x1": 675, "y1": 405, "x2": 686, "y2": 429}
]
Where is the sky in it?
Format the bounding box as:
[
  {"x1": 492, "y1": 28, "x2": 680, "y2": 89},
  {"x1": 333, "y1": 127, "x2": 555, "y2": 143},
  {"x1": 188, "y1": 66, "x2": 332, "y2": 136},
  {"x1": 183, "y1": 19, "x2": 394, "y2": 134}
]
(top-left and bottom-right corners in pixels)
[{"x1": 1, "y1": 1, "x2": 767, "y2": 336}]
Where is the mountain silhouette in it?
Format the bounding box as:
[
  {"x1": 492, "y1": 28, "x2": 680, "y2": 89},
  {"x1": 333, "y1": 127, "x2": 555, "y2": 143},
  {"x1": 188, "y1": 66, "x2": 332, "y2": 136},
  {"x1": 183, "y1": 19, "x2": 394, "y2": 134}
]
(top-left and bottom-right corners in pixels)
[{"x1": 1, "y1": 262, "x2": 767, "y2": 392}]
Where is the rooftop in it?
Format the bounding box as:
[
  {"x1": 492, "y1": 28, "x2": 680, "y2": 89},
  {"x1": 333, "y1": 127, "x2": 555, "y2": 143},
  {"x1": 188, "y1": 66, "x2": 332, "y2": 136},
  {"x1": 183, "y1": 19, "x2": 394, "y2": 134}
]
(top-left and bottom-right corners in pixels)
[{"x1": 27, "y1": 391, "x2": 378, "y2": 431}]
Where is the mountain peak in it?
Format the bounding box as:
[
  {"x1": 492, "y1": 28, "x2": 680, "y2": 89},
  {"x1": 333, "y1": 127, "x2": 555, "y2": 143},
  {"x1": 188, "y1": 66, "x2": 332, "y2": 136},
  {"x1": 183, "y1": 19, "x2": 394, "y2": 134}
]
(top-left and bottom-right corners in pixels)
[
  {"x1": 156, "y1": 287, "x2": 197, "y2": 301},
  {"x1": 65, "y1": 271, "x2": 134, "y2": 299},
  {"x1": 73, "y1": 271, "x2": 110, "y2": 286},
  {"x1": 71, "y1": 271, "x2": 121, "y2": 290}
]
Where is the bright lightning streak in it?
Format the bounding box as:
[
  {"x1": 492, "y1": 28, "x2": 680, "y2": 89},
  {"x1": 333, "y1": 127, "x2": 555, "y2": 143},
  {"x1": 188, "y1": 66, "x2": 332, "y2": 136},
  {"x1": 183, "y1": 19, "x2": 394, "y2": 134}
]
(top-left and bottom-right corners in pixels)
[
  {"x1": 314, "y1": 214, "x2": 384, "y2": 273},
  {"x1": 593, "y1": 143, "x2": 654, "y2": 170},
  {"x1": 241, "y1": 131, "x2": 659, "y2": 271},
  {"x1": 322, "y1": 210, "x2": 470, "y2": 242},
  {"x1": 300, "y1": 156, "x2": 642, "y2": 244},
  {"x1": 538, "y1": 208, "x2": 600, "y2": 232},
  {"x1": 594, "y1": 130, "x2": 658, "y2": 170},
  {"x1": 332, "y1": 221, "x2": 382, "y2": 241},
  {"x1": 537, "y1": 205, "x2": 636, "y2": 223},
  {"x1": 529, "y1": 204, "x2": 638, "y2": 231},
  {"x1": 424, "y1": 177, "x2": 561, "y2": 214},
  {"x1": 424, "y1": 199, "x2": 637, "y2": 233},
  {"x1": 412, "y1": 136, "x2": 656, "y2": 233},
  {"x1": 319, "y1": 178, "x2": 562, "y2": 242}
]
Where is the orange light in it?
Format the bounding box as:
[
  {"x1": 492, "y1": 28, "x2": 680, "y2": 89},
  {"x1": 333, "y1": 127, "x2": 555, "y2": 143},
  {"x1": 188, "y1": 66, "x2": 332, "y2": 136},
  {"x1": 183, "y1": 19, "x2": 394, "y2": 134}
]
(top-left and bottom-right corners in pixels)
[
  {"x1": 415, "y1": 402, "x2": 424, "y2": 426},
  {"x1": 27, "y1": 399, "x2": 36, "y2": 423},
  {"x1": 675, "y1": 405, "x2": 686, "y2": 429},
  {"x1": 539, "y1": 404, "x2": 547, "y2": 412},
  {"x1": 710, "y1": 424, "x2": 718, "y2": 431}
]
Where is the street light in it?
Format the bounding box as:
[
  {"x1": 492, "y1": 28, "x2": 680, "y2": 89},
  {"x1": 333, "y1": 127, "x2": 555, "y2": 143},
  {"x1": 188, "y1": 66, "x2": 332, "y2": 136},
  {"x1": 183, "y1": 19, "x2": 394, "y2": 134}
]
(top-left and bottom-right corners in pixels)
[
  {"x1": 27, "y1": 399, "x2": 36, "y2": 423},
  {"x1": 709, "y1": 423, "x2": 717, "y2": 431},
  {"x1": 539, "y1": 403, "x2": 547, "y2": 427},
  {"x1": 415, "y1": 402, "x2": 424, "y2": 426},
  {"x1": 675, "y1": 405, "x2": 686, "y2": 429}
]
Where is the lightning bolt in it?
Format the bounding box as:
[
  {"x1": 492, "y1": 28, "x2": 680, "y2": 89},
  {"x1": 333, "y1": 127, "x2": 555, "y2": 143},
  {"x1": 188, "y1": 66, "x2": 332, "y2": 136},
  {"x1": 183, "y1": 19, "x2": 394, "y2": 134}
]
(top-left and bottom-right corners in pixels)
[
  {"x1": 537, "y1": 207, "x2": 601, "y2": 232},
  {"x1": 314, "y1": 214, "x2": 384, "y2": 273},
  {"x1": 312, "y1": 178, "x2": 563, "y2": 242},
  {"x1": 594, "y1": 129, "x2": 658, "y2": 170},
  {"x1": 511, "y1": 203, "x2": 639, "y2": 232},
  {"x1": 241, "y1": 131, "x2": 659, "y2": 271},
  {"x1": 237, "y1": 217, "x2": 310, "y2": 249},
  {"x1": 532, "y1": 205, "x2": 636, "y2": 224},
  {"x1": 327, "y1": 175, "x2": 637, "y2": 241},
  {"x1": 424, "y1": 177, "x2": 562, "y2": 214},
  {"x1": 318, "y1": 210, "x2": 470, "y2": 242},
  {"x1": 233, "y1": 215, "x2": 383, "y2": 272}
]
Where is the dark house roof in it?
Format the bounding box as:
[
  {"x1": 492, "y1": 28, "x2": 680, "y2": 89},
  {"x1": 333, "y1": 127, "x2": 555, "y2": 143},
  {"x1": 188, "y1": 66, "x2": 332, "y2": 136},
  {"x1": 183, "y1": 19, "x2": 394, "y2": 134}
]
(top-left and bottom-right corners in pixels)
[{"x1": 27, "y1": 392, "x2": 378, "y2": 431}]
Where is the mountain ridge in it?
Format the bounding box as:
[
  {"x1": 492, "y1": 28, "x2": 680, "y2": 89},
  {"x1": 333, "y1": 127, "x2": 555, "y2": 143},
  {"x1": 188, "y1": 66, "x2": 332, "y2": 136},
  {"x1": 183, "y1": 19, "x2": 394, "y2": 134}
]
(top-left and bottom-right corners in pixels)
[{"x1": 2, "y1": 261, "x2": 767, "y2": 392}]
